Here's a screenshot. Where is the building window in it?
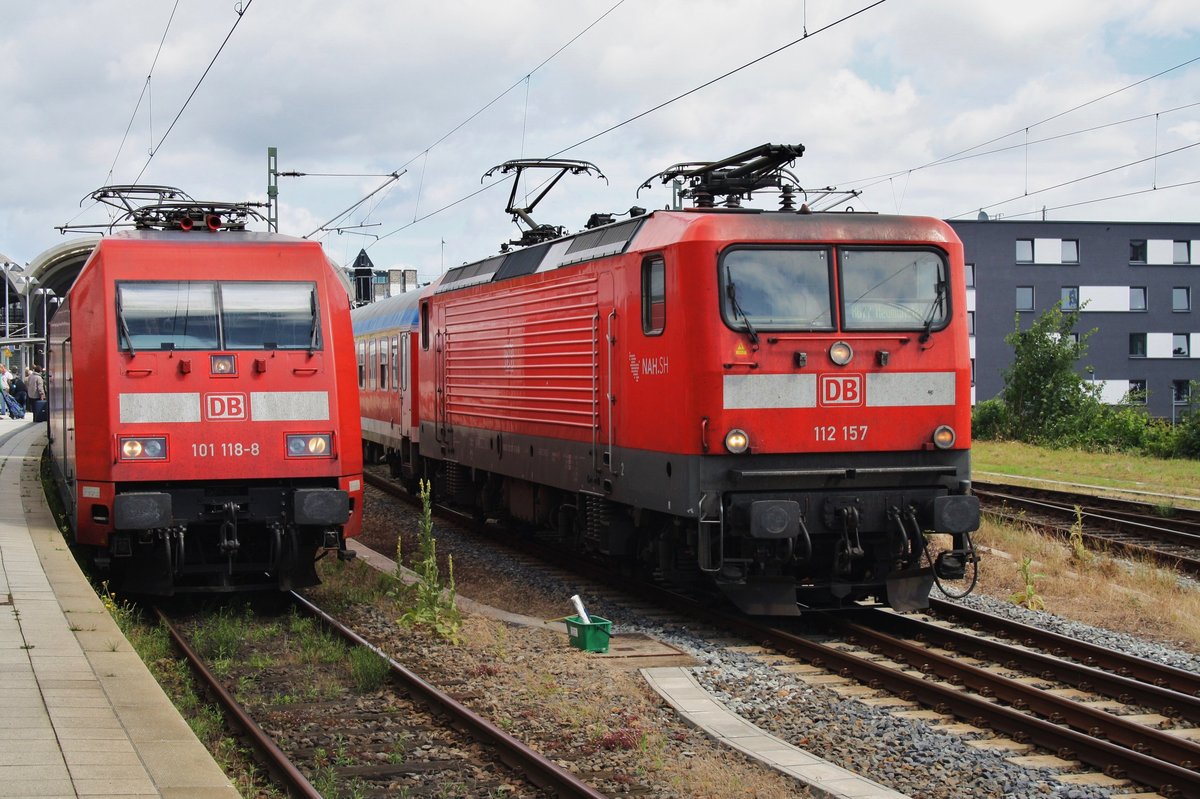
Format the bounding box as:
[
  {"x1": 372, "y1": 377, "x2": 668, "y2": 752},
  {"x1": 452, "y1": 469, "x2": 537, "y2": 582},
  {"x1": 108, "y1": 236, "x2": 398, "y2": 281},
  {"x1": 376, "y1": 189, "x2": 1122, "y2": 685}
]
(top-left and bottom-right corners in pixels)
[
  {"x1": 970, "y1": 358, "x2": 976, "y2": 386},
  {"x1": 1174, "y1": 287, "x2": 1191, "y2": 312},
  {"x1": 1016, "y1": 286, "x2": 1034, "y2": 311},
  {"x1": 1015, "y1": 239, "x2": 1034, "y2": 263},
  {"x1": 1061, "y1": 239, "x2": 1079, "y2": 263},
  {"x1": 1128, "y1": 379, "x2": 1147, "y2": 404},
  {"x1": 1130, "y1": 240, "x2": 1147, "y2": 263},
  {"x1": 967, "y1": 311, "x2": 975, "y2": 335},
  {"x1": 965, "y1": 263, "x2": 975, "y2": 287},
  {"x1": 1174, "y1": 241, "x2": 1191, "y2": 264},
  {"x1": 1061, "y1": 287, "x2": 1079, "y2": 310},
  {"x1": 1174, "y1": 380, "x2": 1192, "y2": 404},
  {"x1": 1129, "y1": 333, "x2": 1146, "y2": 357},
  {"x1": 1174, "y1": 334, "x2": 1190, "y2": 357},
  {"x1": 1130, "y1": 287, "x2": 1147, "y2": 311}
]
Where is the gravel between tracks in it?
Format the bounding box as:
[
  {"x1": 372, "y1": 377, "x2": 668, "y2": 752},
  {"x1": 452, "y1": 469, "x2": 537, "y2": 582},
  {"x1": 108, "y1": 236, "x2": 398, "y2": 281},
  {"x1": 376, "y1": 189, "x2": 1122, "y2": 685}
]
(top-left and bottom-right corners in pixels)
[{"x1": 346, "y1": 486, "x2": 1200, "y2": 798}]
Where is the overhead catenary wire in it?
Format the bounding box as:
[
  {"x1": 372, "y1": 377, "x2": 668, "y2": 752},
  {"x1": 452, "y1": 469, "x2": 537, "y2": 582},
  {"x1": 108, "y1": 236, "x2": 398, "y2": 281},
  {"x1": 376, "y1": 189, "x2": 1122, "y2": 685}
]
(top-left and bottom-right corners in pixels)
[
  {"x1": 106, "y1": 0, "x2": 180, "y2": 186},
  {"x1": 949, "y1": 139, "x2": 1200, "y2": 219},
  {"x1": 130, "y1": 0, "x2": 256, "y2": 185},
  {"x1": 995, "y1": 177, "x2": 1200, "y2": 219},
  {"x1": 370, "y1": 0, "x2": 891, "y2": 248},
  {"x1": 547, "y1": 0, "x2": 889, "y2": 158},
  {"x1": 838, "y1": 55, "x2": 1200, "y2": 190}
]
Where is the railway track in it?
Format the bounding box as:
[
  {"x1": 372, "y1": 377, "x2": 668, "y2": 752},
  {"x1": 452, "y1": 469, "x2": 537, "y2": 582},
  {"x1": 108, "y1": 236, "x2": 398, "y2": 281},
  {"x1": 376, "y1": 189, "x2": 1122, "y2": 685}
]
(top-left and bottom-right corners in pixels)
[
  {"x1": 975, "y1": 480, "x2": 1200, "y2": 576},
  {"x1": 364, "y1": 467, "x2": 1200, "y2": 797},
  {"x1": 156, "y1": 597, "x2": 606, "y2": 799}
]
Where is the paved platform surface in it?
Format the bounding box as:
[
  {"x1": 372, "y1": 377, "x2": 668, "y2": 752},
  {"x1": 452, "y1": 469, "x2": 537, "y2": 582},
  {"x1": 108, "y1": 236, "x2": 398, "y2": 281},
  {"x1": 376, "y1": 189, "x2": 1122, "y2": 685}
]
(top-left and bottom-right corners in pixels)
[{"x1": 0, "y1": 418, "x2": 239, "y2": 799}]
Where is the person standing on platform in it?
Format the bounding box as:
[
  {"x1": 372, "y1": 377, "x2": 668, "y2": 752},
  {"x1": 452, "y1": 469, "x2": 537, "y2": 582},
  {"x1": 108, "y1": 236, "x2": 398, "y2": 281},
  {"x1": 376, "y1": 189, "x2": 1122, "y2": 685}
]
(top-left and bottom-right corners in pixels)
[
  {"x1": 28, "y1": 365, "x2": 46, "y2": 422},
  {"x1": 0, "y1": 365, "x2": 10, "y2": 418},
  {"x1": 9, "y1": 369, "x2": 27, "y2": 417}
]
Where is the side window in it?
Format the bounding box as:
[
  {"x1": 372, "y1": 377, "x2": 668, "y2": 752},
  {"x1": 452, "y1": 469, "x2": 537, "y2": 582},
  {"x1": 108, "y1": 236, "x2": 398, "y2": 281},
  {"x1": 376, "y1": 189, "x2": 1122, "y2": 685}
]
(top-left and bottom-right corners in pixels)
[
  {"x1": 642, "y1": 256, "x2": 665, "y2": 335},
  {"x1": 379, "y1": 337, "x2": 389, "y2": 389},
  {"x1": 400, "y1": 333, "x2": 409, "y2": 391},
  {"x1": 368, "y1": 339, "x2": 377, "y2": 390},
  {"x1": 392, "y1": 336, "x2": 400, "y2": 392},
  {"x1": 357, "y1": 340, "x2": 365, "y2": 388},
  {"x1": 421, "y1": 301, "x2": 430, "y2": 350}
]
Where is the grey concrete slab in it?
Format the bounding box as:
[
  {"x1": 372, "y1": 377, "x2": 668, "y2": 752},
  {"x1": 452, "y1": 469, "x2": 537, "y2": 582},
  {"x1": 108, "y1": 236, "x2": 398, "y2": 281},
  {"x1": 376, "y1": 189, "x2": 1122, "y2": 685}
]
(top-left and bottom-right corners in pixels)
[
  {"x1": 643, "y1": 666, "x2": 909, "y2": 799},
  {"x1": 0, "y1": 425, "x2": 237, "y2": 798}
]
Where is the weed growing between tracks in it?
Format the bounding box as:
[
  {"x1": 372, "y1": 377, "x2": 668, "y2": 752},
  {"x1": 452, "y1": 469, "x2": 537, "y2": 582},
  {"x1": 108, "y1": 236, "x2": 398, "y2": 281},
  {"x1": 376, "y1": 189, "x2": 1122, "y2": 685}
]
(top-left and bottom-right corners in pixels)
[
  {"x1": 310, "y1": 557, "x2": 807, "y2": 798},
  {"x1": 974, "y1": 514, "x2": 1200, "y2": 651}
]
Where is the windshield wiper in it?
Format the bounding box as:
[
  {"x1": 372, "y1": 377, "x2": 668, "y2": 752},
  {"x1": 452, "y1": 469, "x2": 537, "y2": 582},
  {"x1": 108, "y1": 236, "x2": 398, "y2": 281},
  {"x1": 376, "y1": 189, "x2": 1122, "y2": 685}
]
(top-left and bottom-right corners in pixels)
[
  {"x1": 307, "y1": 289, "x2": 320, "y2": 355},
  {"x1": 725, "y1": 281, "x2": 759, "y2": 346},
  {"x1": 116, "y1": 293, "x2": 137, "y2": 356},
  {"x1": 919, "y1": 279, "x2": 946, "y2": 343}
]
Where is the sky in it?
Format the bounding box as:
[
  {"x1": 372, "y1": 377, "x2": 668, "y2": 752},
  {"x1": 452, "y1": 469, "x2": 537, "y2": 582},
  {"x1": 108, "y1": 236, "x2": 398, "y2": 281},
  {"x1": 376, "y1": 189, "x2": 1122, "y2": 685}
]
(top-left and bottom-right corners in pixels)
[{"x1": 1, "y1": 0, "x2": 1198, "y2": 284}]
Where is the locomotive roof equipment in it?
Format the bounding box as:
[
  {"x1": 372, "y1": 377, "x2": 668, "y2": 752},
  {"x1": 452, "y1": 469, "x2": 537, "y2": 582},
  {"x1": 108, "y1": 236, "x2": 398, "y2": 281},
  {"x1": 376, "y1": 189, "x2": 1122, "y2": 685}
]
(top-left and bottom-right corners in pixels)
[{"x1": 482, "y1": 158, "x2": 607, "y2": 249}]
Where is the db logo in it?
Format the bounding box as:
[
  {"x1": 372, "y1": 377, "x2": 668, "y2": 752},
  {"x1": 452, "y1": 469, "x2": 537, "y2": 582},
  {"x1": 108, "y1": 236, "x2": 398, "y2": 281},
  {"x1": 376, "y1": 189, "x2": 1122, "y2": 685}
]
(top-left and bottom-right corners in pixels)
[
  {"x1": 205, "y1": 393, "x2": 247, "y2": 420},
  {"x1": 819, "y1": 374, "x2": 864, "y2": 406}
]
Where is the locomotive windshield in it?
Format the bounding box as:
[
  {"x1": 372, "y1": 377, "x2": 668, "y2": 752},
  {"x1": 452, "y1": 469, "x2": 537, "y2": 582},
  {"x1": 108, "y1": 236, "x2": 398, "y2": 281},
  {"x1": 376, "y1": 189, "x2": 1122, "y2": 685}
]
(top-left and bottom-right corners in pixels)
[
  {"x1": 719, "y1": 246, "x2": 948, "y2": 333},
  {"x1": 117, "y1": 280, "x2": 321, "y2": 351},
  {"x1": 721, "y1": 248, "x2": 833, "y2": 331},
  {"x1": 839, "y1": 248, "x2": 947, "y2": 332}
]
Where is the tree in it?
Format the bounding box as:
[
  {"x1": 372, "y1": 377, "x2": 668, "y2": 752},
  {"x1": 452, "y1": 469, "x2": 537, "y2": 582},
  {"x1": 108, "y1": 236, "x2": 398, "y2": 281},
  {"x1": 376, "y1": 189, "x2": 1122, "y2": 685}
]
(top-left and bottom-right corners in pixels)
[{"x1": 1000, "y1": 302, "x2": 1099, "y2": 443}]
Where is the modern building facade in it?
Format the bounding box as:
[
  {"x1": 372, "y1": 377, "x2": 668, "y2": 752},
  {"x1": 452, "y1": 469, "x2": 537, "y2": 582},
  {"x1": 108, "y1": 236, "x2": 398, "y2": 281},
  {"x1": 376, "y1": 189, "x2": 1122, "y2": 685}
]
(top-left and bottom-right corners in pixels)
[{"x1": 948, "y1": 220, "x2": 1199, "y2": 421}]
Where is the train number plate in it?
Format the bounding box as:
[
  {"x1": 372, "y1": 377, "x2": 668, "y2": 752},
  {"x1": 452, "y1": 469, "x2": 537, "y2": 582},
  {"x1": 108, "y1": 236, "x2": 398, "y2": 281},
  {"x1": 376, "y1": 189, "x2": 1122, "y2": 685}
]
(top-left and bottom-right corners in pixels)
[
  {"x1": 813, "y1": 425, "x2": 868, "y2": 442},
  {"x1": 191, "y1": 442, "x2": 262, "y2": 457}
]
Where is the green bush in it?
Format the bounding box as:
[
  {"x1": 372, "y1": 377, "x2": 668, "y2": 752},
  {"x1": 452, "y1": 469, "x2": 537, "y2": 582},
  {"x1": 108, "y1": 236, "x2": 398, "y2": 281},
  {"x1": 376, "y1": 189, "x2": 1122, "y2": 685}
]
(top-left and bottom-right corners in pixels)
[{"x1": 971, "y1": 397, "x2": 1008, "y2": 440}]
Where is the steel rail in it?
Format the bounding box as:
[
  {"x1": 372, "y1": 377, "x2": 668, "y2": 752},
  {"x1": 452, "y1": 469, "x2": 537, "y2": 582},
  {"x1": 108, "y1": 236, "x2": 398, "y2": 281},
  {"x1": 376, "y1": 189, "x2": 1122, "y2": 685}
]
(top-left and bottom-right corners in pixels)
[
  {"x1": 154, "y1": 607, "x2": 324, "y2": 799},
  {"x1": 929, "y1": 598, "x2": 1200, "y2": 698},
  {"x1": 749, "y1": 617, "x2": 1200, "y2": 797},
  {"x1": 291, "y1": 592, "x2": 609, "y2": 799}
]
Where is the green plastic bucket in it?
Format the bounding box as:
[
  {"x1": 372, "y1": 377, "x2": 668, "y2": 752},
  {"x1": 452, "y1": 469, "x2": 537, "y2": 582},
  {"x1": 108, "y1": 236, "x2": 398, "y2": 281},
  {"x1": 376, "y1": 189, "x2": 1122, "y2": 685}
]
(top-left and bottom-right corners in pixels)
[{"x1": 565, "y1": 615, "x2": 611, "y2": 653}]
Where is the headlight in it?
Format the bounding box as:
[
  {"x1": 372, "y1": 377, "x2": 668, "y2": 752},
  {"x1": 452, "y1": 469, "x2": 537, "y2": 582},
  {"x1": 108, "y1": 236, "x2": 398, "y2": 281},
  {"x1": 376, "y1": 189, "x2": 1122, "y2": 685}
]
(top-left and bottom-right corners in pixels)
[
  {"x1": 120, "y1": 436, "x2": 167, "y2": 460},
  {"x1": 724, "y1": 429, "x2": 750, "y2": 454},
  {"x1": 211, "y1": 354, "x2": 237, "y2": 375},
  {"x1": 287, "y1": 433, "x2": 332, "y2": 457},
  {"x1": 933, "y1": 425, "x2": 956, "y2": 449},
  {"x1": 829, "y1": 341, "x2": 853, "y2": 365}
]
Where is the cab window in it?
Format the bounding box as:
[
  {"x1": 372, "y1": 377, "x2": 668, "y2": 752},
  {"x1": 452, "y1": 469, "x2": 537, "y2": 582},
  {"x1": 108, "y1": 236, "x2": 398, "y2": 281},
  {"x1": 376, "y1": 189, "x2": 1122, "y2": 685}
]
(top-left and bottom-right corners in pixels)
[{"x1": 641, "y1": 256, "x2": 665, "y2": 335}]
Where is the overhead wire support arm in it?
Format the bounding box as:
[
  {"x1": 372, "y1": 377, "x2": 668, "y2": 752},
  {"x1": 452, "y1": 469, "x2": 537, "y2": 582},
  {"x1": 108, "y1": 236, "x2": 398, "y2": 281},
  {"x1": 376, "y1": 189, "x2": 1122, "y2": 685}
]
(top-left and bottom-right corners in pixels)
[{"x1": 304, "y1": 170, "x2": 406, "y2": 239}]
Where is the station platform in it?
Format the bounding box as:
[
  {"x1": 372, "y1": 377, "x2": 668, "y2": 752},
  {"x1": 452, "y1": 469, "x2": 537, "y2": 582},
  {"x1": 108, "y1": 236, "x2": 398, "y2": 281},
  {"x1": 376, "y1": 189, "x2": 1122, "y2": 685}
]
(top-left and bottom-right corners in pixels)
[{"x1": 0, "y1": 418, "x2": 238, "y2": 799}]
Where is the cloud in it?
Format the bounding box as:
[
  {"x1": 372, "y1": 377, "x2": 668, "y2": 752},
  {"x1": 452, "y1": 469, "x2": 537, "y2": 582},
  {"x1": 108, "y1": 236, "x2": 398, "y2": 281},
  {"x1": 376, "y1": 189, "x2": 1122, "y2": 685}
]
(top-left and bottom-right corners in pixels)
[{"x1": 0, "y1": 0, "x2": 1197, "y2": 276}]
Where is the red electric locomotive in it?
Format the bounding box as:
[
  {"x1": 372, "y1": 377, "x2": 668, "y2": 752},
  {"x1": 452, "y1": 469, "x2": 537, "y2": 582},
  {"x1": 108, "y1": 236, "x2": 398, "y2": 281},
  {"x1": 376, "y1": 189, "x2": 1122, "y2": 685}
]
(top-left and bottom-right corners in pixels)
[
  {"x1": 356, "y1": 145, "x2": 979, "y2": 614},
  {"x1": 48, "y1": 187, "x2": 363, "y2": 594}
]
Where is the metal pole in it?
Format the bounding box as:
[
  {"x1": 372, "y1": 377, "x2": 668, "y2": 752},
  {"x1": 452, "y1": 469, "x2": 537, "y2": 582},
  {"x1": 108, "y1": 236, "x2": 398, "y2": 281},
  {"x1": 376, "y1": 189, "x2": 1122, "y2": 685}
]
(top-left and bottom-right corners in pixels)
[{"x1": 267, "y1": 146, "x2": 278, "y2": 233}]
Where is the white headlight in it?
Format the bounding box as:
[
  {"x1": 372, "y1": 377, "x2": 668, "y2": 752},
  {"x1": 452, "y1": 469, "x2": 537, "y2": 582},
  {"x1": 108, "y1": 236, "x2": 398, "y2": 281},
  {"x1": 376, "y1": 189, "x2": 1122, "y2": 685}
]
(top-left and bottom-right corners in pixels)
[
  {"x1": 933, "y1": 425, "x2": 956, "y2": 449},
  {"x1": 724, "y1": 429, "x2": 750, "y2": 454},
  {"x1": 829, "y1": 341, "x2": 853, "y2": 365}
]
